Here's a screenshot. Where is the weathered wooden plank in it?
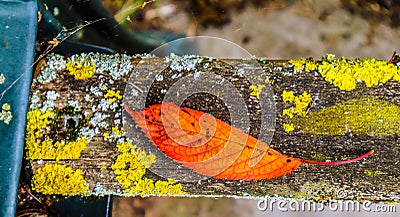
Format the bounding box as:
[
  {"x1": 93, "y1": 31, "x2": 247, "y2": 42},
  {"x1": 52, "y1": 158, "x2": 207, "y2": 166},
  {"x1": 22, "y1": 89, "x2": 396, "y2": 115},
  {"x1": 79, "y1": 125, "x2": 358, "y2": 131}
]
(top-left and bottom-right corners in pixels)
[{"x1": 26, "y1": 53, "x2": 399, "y2": 203}]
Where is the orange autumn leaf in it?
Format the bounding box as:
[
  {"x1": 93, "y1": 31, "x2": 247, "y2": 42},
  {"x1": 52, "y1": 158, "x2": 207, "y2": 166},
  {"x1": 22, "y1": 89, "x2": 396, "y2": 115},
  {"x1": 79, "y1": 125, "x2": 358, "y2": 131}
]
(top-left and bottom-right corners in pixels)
[{"x1": 125, "y1": 102, "x2": 373, "y2": 181}]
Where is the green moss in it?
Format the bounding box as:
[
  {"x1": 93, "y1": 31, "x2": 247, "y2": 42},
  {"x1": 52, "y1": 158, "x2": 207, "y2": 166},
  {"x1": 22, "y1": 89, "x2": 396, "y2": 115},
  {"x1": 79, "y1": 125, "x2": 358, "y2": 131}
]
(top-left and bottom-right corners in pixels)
[
  {"x1": 31, "y1": 163, "x2": 88, "y2": 196},
  {"x1": 293, "y1": 97, "x2": 400, "y2": 136}
]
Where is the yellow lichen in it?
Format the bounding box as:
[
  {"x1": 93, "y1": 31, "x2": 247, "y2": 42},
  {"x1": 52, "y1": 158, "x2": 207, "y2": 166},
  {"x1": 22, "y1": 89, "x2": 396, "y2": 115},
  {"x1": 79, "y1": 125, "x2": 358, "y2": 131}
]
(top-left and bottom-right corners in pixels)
[
  {"x1": 281, "y1": 91, "x2": 312, "y2": 132},
  {"x1": 288, "y1": 58, "x2": 306, "y2": 71},
  {"x1": 115, "y1": 141, "x2": 156, "y2": 168},
  {"x1": 264, "y1": 76, "x2": 273, "y2": 83},
  {"x1": 65, "y1": 57, "x2": 96, "y2": 80},
  {"x1": 124, "y1": 177, "x2": 155, "y2": 195},
  {"x1": 281, "y1": 90, "x2": 295, "y2": 103},
  {"x1": 27, "y1": 138, "x2": 88, "y2": 161},
  {"x1": 290, "y1": 54, "x2": 400, "y2": 91},
  {"x1": 288, "y1": 57, "x2": 317, "y2": 72},
  {"x1": 103, "y1": 132, "x2": 110, "y2": 138},
  {"x1": 283, "y1": 123, "x2": 294, "y2": 132},
  {"x1": 282, "y1": 108, "x2": 294, "y2": 118},
  {"x1": 311, "y1": 153, "x2": 328, "y2": 161},
  {"x1": 112, "y1": 141, "x2": 155, "y2": 188},
  {"x1": 31, "y1": 163, "x2": 88, "y2": 196},
  {"x1": 25, "y1": 109, "x2": 53, "y2": 158},
  {"x1": 364, "y1": 170, "x2": 387, "y2": 177},
  {"x1": 112, "y1": 126, "x2": 125, "y2": 136},
  {"x1": 104, "y1": 88, "x2": 122, "y2": 104},
  {"x1": 112, "y1": 151, "x2": 147, "y2": 188},
  {"x1": 154, "y1": 179, "x2": 185, "y2": 195},
  {"x1": 282, "y1": 91, "x2": 312, "y2": 118},
  {"x1": 25, "y1": 109, "x2": 88, "y2": 160},
  {"x1": 124, "y1": 178, "x2": 185, "y2": 196},
  {"x1": 293, "y1": 91, "x2": 312, "y2": 117},
  {"x1": 292, "y1": 97, "x2": 400, "y2": 136},
  {"x1": 112, "y1": 140, "x2": 185, "y2": 196},
  {"x1": 319, "y1": 56, "x2": 400, "y2": 91},
  {"x1": 249, "y1": 84, "x2": 265, "y2": 99}
]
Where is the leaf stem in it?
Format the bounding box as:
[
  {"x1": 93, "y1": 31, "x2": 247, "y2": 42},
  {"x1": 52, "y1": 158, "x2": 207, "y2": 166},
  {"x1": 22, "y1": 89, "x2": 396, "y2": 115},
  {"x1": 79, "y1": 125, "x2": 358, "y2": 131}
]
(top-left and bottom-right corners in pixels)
[{"x1": 304, "y1": 150, "x2": 374, "y2": 165}]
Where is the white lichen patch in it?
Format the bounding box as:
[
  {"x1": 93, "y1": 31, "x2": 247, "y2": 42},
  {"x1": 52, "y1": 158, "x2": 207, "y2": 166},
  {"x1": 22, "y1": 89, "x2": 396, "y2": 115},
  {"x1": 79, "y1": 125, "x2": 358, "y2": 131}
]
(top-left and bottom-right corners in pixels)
[
  {"x1": 38, "y1": 67, "x2": 57, "y2": 83},
  {"x1": 48, "y1": 54, "x2": 66, "y2": 71},
  {"x1": 79, "y1": 126, "x2": 97, "y2": 142},
  {"x1": 68, "y1": 100, "x2": 81, "y2": 111},
  {"x1": 109, "y1": 102, "x2": 119, "y2": 111},
  {"x1": 90, "y1": 86, "x2": 103, "y2": 97},
  {"x1": 29, "y1": 91, "x2": 41, "y2": 110},
  {"x1": 91, "y1": 182, "x2": 117, "y2": 196},
  {"x1": 84, "y1": 94, "x2": 93, "y2": 102},
  {"x1": 98, "y1": 98, "x2": 110, "y2": 111},
  {"x1": 97, "y1": 120, "x2": 109, "y2": 129},
  {"x1": 41, "y1": 91, "x2": 59, "y2": 112},
  {"x1": 89, "y1": 112, "x2": 110, "y2": 131},
  {"x1": 130, "y1": 88, "x2": 139, "y2": 97},
  {"x1": 165, "y1": 53, "x2": 203, "y2": 72},
  {"x1": 235, "y1": 68, "x2": 245, "y2": 77},
  {"x1": 155, "y1": 74, "x2": 164, "y2": 81},
  {"x1": 171, "y1": 73, "x2": 182, "y2": 79},
  {"x1": 0, "y1": 73, "x2": 5, "y2": 84},
  {"x1": 193, "y1": 70, "x2": 201, "y2": 79},
  {"x1": 0, "y1": 103, "x2": 12, "y2": 124},
  {"x1": 84, "y1": 53, "x2": 133, "y2": 80},
  {"x1": 37, "y1": 53, "x2": 65, "y2": 83},
  {"x1": 111, "y1": 54, "x2": 133, "y2": 80},
  {"x1": 114, "y1": 118, "x2": 121, "y2": 125}
]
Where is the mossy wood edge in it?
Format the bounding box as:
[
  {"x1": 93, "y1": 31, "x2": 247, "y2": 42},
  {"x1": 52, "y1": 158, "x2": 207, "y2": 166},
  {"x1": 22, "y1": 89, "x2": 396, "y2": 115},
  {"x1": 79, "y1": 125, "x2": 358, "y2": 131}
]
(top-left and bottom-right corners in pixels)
[{"x1": 26, "y1": 53, "x2": 399, "y2": 203}]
